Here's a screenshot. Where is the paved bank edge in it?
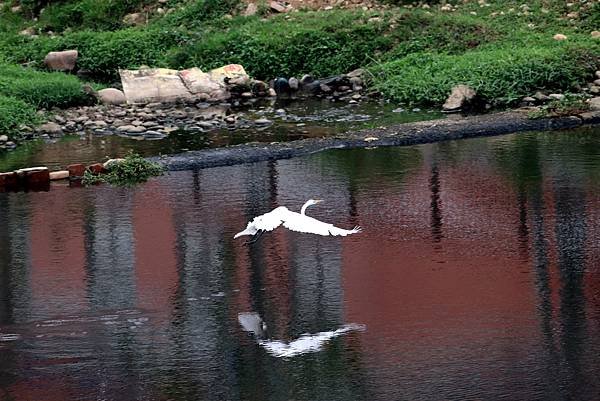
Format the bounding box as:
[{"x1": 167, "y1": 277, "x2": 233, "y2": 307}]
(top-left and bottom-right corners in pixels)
[{"x1": 151, "y1": 110, "x2": 600, "y2": 171}]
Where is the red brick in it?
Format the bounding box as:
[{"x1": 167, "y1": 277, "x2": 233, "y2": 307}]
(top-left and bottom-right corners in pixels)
[
  {"x1": 68, "y1": 163, "x2": 86, "y2": 177},
  {"x1": 87, "y1": 163, "x2": 106, "y2": 175},
  {"x1": 0, "y1": 171, "x2": 18, "y2": 190}
]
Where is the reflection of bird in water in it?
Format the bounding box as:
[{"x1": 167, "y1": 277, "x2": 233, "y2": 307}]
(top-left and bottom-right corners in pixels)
[
  {"x1": 234, "y1": 199, "x2": 361, "y2": 242},
  {"x1": 238, "y1": 312, "x2": 365, "y2": 358}
]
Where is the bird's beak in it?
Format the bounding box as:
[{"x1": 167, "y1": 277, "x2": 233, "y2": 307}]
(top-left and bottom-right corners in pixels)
[{"x1": 314, "y1": 199, "x2": 323, "y2": 203}]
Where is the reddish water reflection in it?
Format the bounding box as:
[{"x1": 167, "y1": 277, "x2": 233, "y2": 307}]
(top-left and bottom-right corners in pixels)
[{"x1": 1, "y1": 128, "x2": 600, "y2": 400}]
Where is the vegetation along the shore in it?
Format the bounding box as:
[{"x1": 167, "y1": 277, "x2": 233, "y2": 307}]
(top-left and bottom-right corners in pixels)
[{"x1": 0, "y1": 0, "x2": 599, "y2": 142}]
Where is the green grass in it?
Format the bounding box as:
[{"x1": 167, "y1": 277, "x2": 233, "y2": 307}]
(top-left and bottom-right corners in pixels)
[
  {"x1": 0, "y1": 63, "x2": 89, "y2": 108},
  {"x1": 369, "y1": 40, "x2": 600, "y2": 105},
  {"x1": 0, "y1": 95, "x2": 41, "y2": 141}
]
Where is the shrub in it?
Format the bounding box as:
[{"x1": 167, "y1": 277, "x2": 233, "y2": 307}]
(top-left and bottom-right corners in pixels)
[
  {"x1": 83, "y1": 152, "x2": 164, "y2": 187},
  {"x1": 0, "y1": 95, "x2": 40, "y2": 141}
]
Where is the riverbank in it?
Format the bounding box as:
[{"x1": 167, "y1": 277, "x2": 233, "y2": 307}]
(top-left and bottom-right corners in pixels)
[
  {"x1": 152, "y1": 109, "x2": 600, "y2": 171},
  {"x1": 1, "y1": 0, "x2": 599, "y2": 145}
]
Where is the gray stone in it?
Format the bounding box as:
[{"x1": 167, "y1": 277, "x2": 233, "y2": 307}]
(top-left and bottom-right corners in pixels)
[
  {"x1": 595, "y1": 71, "x2": 600, "y2": 79},
  {"x1": 300, "y1": 75, "x2": 314, "y2": 85},
  {"x1": 548, "y1": 93, "x2": 564, "y2": 100},
  {"x1": 589, "y1": 97, "x2": 600, "y2": 110},
  {"x1": 97, "y1": 88, "x2": 126, "y2": 105},
  {"x1": 123, "y1": 12, "x2": 146, "y2": 26},
  {"x1": 0, "y1": 135, "x2": 8, "y2": 142},
  {"x1": 533, "y1": 91, "x2": 551, "y2": 101},
  {"x1": 243, "y1": 2, "x2": 258, "y2": 16},
  {"x1": 255, "y1": 118, "x2": 272, "y2": 125},
  {"x1": 43, "y1": 50, "x2": 78, "y2": 72},
  {"x1": 320, "y1": 84, "x2": 333, "y2": 93},
  {"x1": 522, "y1": 96, "x2": 536, "y2": 103},
  {"x1": 289, "y1": 77, "x2": 299, "y2": 91},
  {"x1": 590, "y1": 86, "x2": 600, "y2": 95},
  {"x1": 37, "y1": 122, "x2": 63, "y2": 136},
  {"x1": 442, "y1": 85, "x2": 477, "y2": 112},
  {"x1": 347, "y1": 68, "x2": 365, "y2": 78},
  {"x1": 594, "y1": 79, "x2": 600, "y2": 86}
]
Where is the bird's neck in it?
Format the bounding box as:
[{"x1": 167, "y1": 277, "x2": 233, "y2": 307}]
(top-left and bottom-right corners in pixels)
[{"x1": 300, "y1": 201, "x2": 312, "y2": 215}]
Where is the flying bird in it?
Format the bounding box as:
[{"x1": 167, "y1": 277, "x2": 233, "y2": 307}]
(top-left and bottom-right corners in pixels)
[{"x1": 234, "y1": 199, "x2": 361, "y2": 241}]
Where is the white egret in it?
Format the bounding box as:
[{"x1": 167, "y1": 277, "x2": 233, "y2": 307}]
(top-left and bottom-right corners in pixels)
[{"x1": 233, "y1": 199, "x2": 361, "y2": 241}]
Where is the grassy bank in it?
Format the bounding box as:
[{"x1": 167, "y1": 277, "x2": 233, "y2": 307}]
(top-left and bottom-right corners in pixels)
[{"x1": 0, "y1": 0, "x2": 599, "y2": 140}]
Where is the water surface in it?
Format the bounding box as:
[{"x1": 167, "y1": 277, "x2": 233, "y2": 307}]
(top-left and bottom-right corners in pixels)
[{"x1": 1, "y1": 127, "x2": 600, "y2": 400}]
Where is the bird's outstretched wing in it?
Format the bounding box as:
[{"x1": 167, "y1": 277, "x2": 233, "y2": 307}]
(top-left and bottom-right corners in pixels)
[
  {"x1": 251, "y1": 206, "x2": 290, "y2": 232},
  {"x1": 282, "y1": 214, "x2": 361, "y2": 237}
]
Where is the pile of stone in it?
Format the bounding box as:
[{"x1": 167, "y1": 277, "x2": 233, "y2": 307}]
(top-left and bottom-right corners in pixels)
[
  {"x1": 520, "y1": 70, "x2": 600, "y2": 109},
  {"x1": 271, "y1": 68, "x2": 366, "y2": 103},
  {"x1": 0, "y1": 159, "x2": 122, "y2": 193},
  {"x1": 0, "y1": 135, "x2": 16, "y2": 151},
  {"x1": 41, "y1": 101, "x2": 274, "y2": 140}
]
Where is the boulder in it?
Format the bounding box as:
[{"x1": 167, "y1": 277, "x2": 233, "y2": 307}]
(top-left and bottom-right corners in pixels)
[
  {"x1": 274, "y1": 77, "x2": 290, "y2": 95},
  {"x1": 589, "y1": 97, "x2": 600, "y2": 111},
  {"x1": 442, "y1": 84, "x2": 477, "y2": 112},
  {"x1": 553, "y1": 33, "x2": 567, "y2": 41},
  {"x1": 0, "y1": 172, "x2": 18, "y2": 190},
  {"x1": 123, "y1": 12, "x2": 146, "y2": 26},
  {"x1": 244, "y1": 3, "x2": 258, "y2": 16},
  {"x1": 533, "y1": 91, "x2": 551, "y2": 102},
  {"x1": 270, "y1": 1, "x2": 288, "y2": 12},
  {"x1": 179, "y1": 68, "x2": 223, "y2": 95},
  {"x1": 0, "y1": 135, "x2": 7, "y2": 143},
  {"x1": 209, "y1": 64, "x2": 248, "y2": 85},
  {"x1": 289, "y1": 77, "x2": 299, "y2": 91},
  {"x1": 87, "y1": 163, "x2": 106, "y2": 175},
  {"x1": 97, "y1": 88, "x2": 126, "y2": 105},
  {"x1": 120, "y1": 68, "x2": 195, "y2": 104},
  {"x1": 43, "y1": 50, "x2": 78, "y2": 72},
  {"x1": 37, "y1": 122, "x2": 63, "y2": 136},
  {"x1": 592, "y1": 31, "x2": 600, "y2": 39}
]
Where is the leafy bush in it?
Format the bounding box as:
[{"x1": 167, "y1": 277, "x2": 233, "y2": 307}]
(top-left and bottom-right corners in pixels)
[
  {"x1": 83, "y1": 152, "x2": 164, "y2": 187},
  {"x1": 369, "y1": 42, "x2": 600, "y2": 106},
  {"x1": 0, "y1": 64, "x2": 88, "y2": 108},
  {"x1": 0, "y1": 95, "x2": 40, "y2": 141}
]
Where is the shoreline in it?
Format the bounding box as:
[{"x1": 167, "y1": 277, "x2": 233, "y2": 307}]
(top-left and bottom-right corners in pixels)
[{"x1": 152, "y1": 110, "x2": 600, "y2": 171}]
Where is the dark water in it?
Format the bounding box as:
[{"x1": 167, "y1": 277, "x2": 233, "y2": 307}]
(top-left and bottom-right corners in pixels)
[
  {"x1": 0, "y1": 100, "x2": 440, "y2": 172},
  {"x1": 1, "y1": 127, "x2": 600, "y2": 400}
]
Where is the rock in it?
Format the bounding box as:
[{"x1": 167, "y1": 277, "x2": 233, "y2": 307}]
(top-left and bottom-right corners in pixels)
[
  {"x1": 289, "y1": 77, "x2": 299, "y2": 91},
  {"x1": 251, "y1": 80, "x2": 268, "y2": 94},
  {"x1": 0, "y1": 135, "x2": 8, "y2": 143},
  {"x1": 590, "y1": 86, "x2": 600, "y2": 95},
  {"x1": 548, "y1": 93, "x2": 564, "y2": 100},
  {"x1": 19, "y1": 27, "x2": 36, "y2": 36},
  {"x1": 349, "y1": 76, "x2": 363, "y2": 90},
  {"x1": 179, "y1": 68, "x2": 223, "y2": 95},
  {"x1": 578, "y1": 111, "x2": 600, "y2": 124},
  {"x1": 349, "y1": 100, "x2": 358, "y2": 104},
  {"x1": 274, "y1": 77, "x2": 290, "y2": 95},
  {"x1": 209, "y1": 64, "x2": 248, "y2": 86},
  {"x1": 320, "y1": 83, "x2": 333, "y2": 93},
  {"x1": 270, "y1": 1, "x2": 288, "y2": 12},
  {"x1": 522, "y1": 96, "x2": 536, "y2": 103},
  {"x1": 591, "y1": 31, "x2": 600, "y2": 39},
  {"x1": 300, "y1": 75, "x2": 314, "y2": 85},
  {"x1": 442, "y1": 85, "x2": 477, "y2": 112},
  {"x1": 43, "y1": 50, "x2": 78, "y2": 72},
  {"x1": 123, "y1": 12, "x2": 146, "y2": 26},
  {"x1": 244, "y1": 3, "x2": 258, "y2": 16},
  {"x1": 533, "y1": 91, "x2": 551, "y2": 102},
  {"x1": 553, "y1": 33, "x2": 567, "y2": 41},
  {"x1": 255, "y1": 118, "x2": 272, "y2": 125},
  {"x1": 589, "y1": 97, "x2": 600, "y2": 110},
  {"x1": 103, "y1": 158, "x2": 125, "y2": 168},
  {"x1": 53, "y1": 115, "x2": 66, "y2": 124},
  {"x1": 10, "y1": 5, "x2": 21, "y2": 13},
  {"x1": 49, "y1": 170, "x2": 69, "y2": 180},
  {"x1": 268, "y1": 88, "x2": 277, "y2": 97},
  {"x1": 347, "y1": 68, "x2": 364, "y2": 78},
  {"x1": 241, "y1": 92, "x2": 253, "y2": 98},
  {"x1": 92, "y1": 120, "x2": 108, "y2": 128},
  {"x1": 37, "y1": 122, "x2": 63, "y2": 136},
  {"x1": 97, "y1": 88, "x2": 126, "y2": 105},
  {"x1": 594, "y1": 79, "x2": 600, "y2": 86},
  {"x1": 68, "y1": 164, "x2": 86, "y2": 178},
  {"x1": 120, "y1": 68, "x2": 195, "y2": 104},
  {"x1": 351, "y1": 94, "x2": 362, "y2": 100},
  {"x1": 144, "y1": 131, "x2": 167, "y2": 140},
  {"x1": 596, "y1": 71, "x2": 600, "y2": 79}
]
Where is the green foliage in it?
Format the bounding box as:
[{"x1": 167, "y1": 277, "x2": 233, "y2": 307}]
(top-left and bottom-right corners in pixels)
[
  {"x1": 156, "y1": 0, "x2": 241, "y2": 29},
  {"x1": 0, "y1": 64, "x2": 89, "y2": 108},
  {"x1": 83, "y1": 152, "x2": 164, "y2": 187},
  {"x1": 528, "y1": 94, "x2": 591, "y2": 120},
  {"x1": 0, "y1": 95, "x2": 40, "y2": 141},
  {"x1": 369, "y1": 42, "x2": 600, "y2": 106}
]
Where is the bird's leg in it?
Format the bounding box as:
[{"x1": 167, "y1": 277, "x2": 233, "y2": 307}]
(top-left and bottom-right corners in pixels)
[{"x1": 245, "y1": 230, "x2": 265, "y2": 245}]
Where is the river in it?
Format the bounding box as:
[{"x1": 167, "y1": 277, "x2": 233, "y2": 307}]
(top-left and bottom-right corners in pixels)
[{"x1": 1, "y1": 126, "x2": 600, "y2": 400}]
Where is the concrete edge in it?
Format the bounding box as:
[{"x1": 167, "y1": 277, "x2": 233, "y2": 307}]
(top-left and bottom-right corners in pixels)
[{"x1": 152, "y1": 110, "x2": 599, "y2": 172}]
